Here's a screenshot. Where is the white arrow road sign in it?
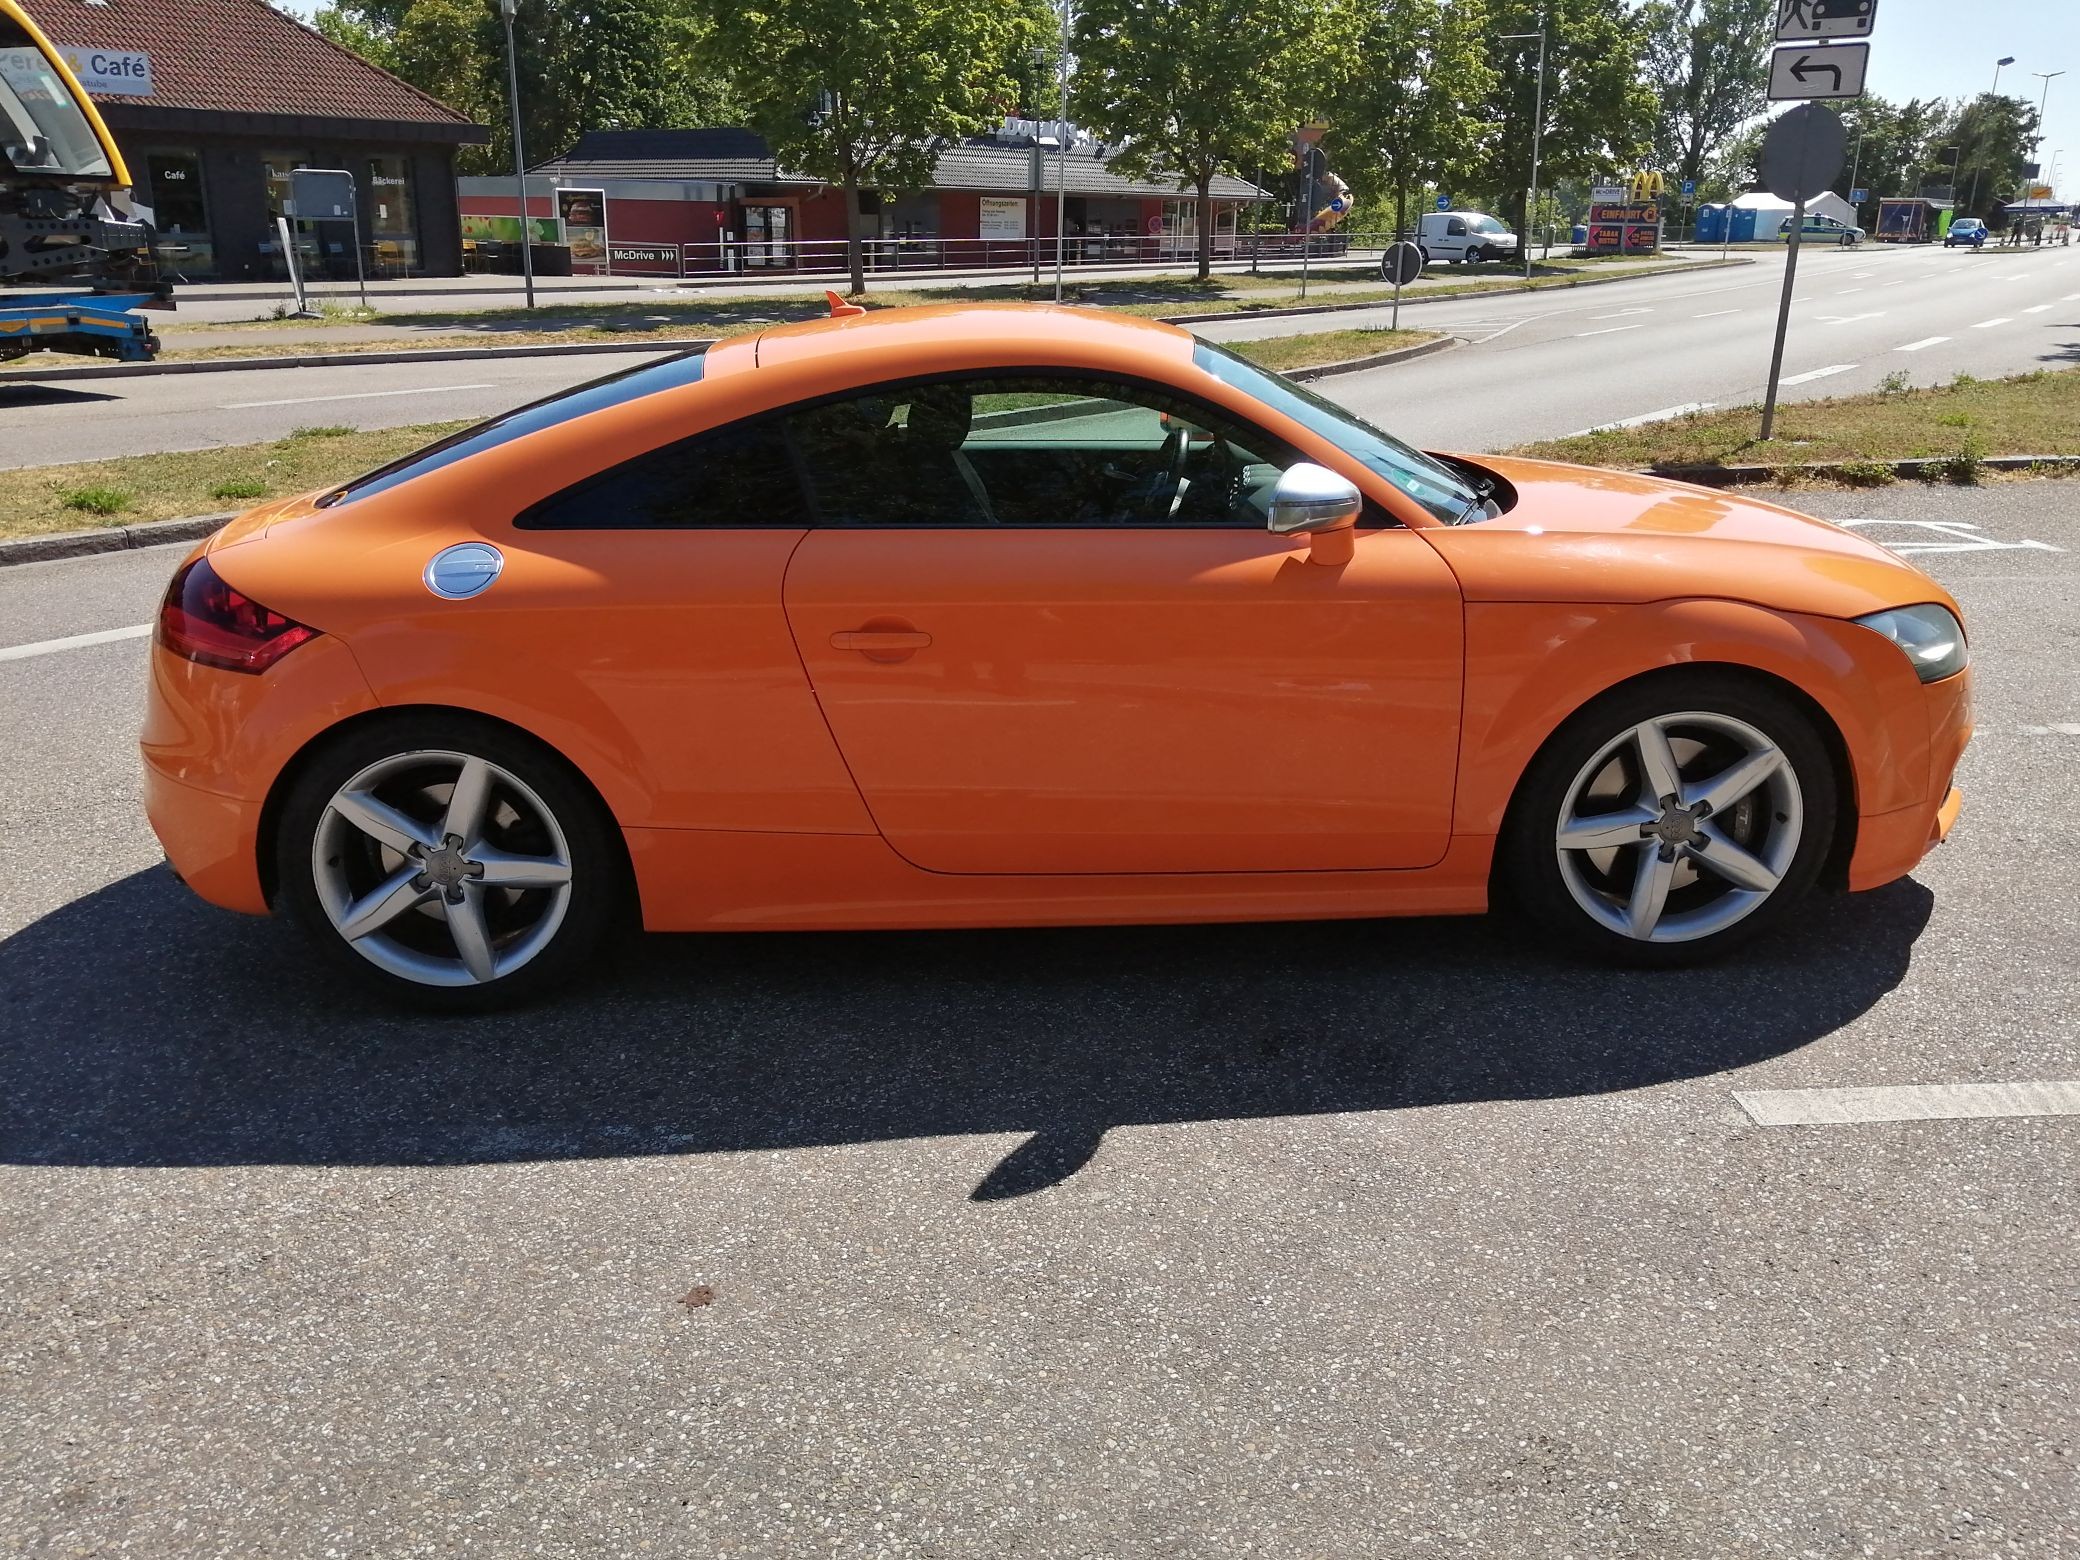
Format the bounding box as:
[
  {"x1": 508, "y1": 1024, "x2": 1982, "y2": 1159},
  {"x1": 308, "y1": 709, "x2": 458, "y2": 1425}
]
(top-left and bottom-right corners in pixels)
[
  {"x1": 1770, "y1": 42, "x2": 1869, "y2": 101},
  {"x1": 1776, "y1": 0, "x2": 1878, "y2": 41}
]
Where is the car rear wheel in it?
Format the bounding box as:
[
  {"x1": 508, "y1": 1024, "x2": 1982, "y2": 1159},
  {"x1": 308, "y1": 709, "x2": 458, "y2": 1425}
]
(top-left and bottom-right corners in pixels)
[
  {"x1": 1500, "y1": 676, "x2": 1837, "y2": 965},
  {"x1": 276, "y1": 716, "x2": 625, "y2": 1009}
]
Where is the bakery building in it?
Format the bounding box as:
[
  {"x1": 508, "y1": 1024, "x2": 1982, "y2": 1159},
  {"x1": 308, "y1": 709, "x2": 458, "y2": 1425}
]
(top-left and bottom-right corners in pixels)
[
  {"x1": 36, "y1": 0, "x2": 485, "y2": 280},
  {"x1": 458, "y1": 125, "x2": 1270, "y2": 277}
]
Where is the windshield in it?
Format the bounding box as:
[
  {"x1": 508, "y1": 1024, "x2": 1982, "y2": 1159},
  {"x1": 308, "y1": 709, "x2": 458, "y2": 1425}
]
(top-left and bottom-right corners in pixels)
[
  {"x1": 1469, "y1": 215, "x2": 1508, "y2": 234},
  {"x1": 0, "y1": 21, "x2": 113, "y2": 180},
  {"x1": 1193, "y1": 340, "x2": 1480, "y2": 523}
]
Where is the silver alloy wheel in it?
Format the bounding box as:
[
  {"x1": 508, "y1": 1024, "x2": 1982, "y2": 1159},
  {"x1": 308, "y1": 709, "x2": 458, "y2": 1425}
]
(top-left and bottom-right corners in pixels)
[
  {"x1": 310, "y1": 749, "x2": 574, "y2": 987},
  {"x1": 1553, "y1": 711, "x2": 1804, "y2": 945}
]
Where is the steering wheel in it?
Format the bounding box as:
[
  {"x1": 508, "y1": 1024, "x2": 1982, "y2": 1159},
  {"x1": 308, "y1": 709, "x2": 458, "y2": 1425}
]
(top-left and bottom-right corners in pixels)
[{"x1": 1134, "y1": 424, "x2": 1194, "y2": 521}]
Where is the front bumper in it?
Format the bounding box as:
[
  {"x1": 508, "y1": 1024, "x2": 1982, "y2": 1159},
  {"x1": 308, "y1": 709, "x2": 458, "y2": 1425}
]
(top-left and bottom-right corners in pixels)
[{"x1": 1845, "y1": 667, "x2": 1972, "y2": 892}]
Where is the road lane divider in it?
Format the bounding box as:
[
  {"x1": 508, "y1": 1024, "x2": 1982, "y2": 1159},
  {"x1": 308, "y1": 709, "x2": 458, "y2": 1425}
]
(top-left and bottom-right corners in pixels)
[
  {"x1": 1735, "y1": 1081, "x2": 2080, "y2": 1127},
  {"x1": 1693, "y1": 309, "x2": 1741, "y2": 318},
  {"x1": 1574, "y1": 324, "x2": 1646, "y2": 337},
  {"x1": 1972, "y1": 318, "x2": 2013, "y2": 329},
  {"x1": 2023, "y1": 304, "x2": 2054, "y2": 314},
  {"x1": 1778, "y1": 364, "x2": 1857, "y2": 385},
  {"x1": 0, "y1": 623, "x2": 151, "y2": 663},
  {"x1": 1896, "y1": 337, "x2": 1951, "y2": 351},
  {"x1": 220, "y1": 383, "x2": 498, "y2": 410}
]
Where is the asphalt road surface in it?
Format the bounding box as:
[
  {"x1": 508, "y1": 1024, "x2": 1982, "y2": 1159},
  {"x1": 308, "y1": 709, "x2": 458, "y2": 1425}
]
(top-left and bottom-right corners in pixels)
[
  {"x1": 6, "y1": 243, "x2": 2074, "y2": 471},
  {"x1": 2, "y1": 483, "x2": 2074, "y2": 1556}
]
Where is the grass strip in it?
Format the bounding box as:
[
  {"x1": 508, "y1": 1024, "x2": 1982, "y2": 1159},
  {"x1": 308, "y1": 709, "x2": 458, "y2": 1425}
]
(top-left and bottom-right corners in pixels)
[{"x1": 1510, "y1": 368, "x2": 2080, "y2": 481}]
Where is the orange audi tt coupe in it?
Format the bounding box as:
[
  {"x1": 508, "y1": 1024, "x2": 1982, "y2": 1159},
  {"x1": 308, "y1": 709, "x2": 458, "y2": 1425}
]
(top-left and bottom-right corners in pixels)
[{"x1": 141, "y1": 304, "x2": 1971, "y2": 1007}]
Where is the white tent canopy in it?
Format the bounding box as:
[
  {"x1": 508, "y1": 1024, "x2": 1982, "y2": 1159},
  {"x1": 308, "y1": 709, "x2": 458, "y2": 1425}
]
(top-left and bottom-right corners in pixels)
[{"x1": 1728, "y1": 188, "x2": 1859, "y2": 226}]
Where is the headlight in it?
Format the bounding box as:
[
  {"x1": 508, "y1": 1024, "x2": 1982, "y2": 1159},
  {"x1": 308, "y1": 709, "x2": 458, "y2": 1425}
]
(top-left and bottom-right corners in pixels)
[{"x1": 1854, "y1": 604, "x2": 1969, "y2": 683}]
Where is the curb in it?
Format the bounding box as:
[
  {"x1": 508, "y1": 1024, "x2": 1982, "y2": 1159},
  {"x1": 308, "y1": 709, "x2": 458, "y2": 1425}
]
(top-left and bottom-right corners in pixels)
[
  {"x1": 3, "y1": 259, "x2": 1750, "y2": 382},
  {"x1": 1646, "y1": 454, "x2": 2080, "y2": 487},
  {"x1": 1286, "y1": 334, "x2": 1459, "y2": 380},
  {"x1": 3, "y1": 337, "x2": 712, "y2": 383},
  {"x1": 1156, "y1": 258, "x2": 1754, "y2": 326},
  {"x1": 0, "y1": 512, "x2": 228, "y2": 568}
]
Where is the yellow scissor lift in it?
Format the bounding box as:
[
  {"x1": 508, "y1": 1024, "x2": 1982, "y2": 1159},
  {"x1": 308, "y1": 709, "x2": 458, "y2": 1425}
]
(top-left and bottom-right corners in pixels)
[{"x1": 2, "y1": 0, "x2": 168, "y2": 364}]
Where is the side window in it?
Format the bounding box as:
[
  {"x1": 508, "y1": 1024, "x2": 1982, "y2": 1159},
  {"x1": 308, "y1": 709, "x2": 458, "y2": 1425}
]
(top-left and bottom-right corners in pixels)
[
  {"x1": 1447, "y1": 217, "x2": 1468, "y2": 236},
  {"x1": 519, "y1": 415, "x2": 803, "y2": 529},
  {"x1": 787, "y1": 376, "x2": 1292, "y2": 528}
]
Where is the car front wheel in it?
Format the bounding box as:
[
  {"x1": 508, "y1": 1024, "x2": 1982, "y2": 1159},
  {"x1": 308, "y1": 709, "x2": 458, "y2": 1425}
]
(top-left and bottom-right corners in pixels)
[
  {"x1": 275, "y1": 715, "x2": 625, "y2": 1008},
  {"x1": 1501, "y1": 676, "x2": 1837, "y2": 964}
]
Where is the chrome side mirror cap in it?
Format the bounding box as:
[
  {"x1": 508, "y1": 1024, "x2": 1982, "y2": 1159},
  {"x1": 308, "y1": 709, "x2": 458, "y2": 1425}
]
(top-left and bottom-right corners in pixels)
[{"x1": 1266, "y1": 461, "x2": 1363, "y2": 536}]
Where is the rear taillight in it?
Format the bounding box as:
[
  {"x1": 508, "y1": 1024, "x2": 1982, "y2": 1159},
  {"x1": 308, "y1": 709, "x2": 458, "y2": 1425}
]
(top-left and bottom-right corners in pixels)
[{"x1": 156, "y1": 557, "x2": 319, "y2": 674}]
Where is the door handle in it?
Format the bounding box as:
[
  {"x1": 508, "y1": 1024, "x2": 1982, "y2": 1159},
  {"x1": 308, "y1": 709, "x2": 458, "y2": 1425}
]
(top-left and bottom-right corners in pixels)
[{"x1": 831, "y1": 625, "x2": 932, "y2": 662}]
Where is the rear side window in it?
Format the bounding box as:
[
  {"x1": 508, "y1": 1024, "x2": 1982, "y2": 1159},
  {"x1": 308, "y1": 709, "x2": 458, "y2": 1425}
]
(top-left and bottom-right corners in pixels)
[
  {"x1": 317, "y1": 351, "x2": 708, "y2": 508},
  {"x1": 519, "y1": 415, "x2": 804, "y2": 529}
]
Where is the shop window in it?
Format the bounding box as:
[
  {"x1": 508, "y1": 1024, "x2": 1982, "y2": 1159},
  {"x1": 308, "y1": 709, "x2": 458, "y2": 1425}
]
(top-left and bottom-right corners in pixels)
[
  {"x1": 366, "y1": 155, "x2": 419, "y2": 273},
  {"x1": 143, "y1": 149, "x2": 215, "y2": 279},
  {"x1": 259, "y1": 150, "x2": 316, "y2": 279}
]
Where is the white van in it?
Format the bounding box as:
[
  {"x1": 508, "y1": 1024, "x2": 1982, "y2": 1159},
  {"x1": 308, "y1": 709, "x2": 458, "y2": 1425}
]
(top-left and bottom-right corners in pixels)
[{"x1": 1416, "y1": 210, "x2": 1520, "y2": 264}]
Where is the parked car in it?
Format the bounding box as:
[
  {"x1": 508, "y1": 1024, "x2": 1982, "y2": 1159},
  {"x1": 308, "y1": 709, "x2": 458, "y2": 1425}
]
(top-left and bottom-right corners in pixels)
[
  {"x1": 1416, "y1": 210, "x2": 1520, "y2": 264},
  {"x1": 1779, "y1": 213, "x2": 1865, "y2": 246},
  {"x1": 1945, "y1": 217, "x2": 1989, "y2": 248},
  {"x1": 142, "y1": 304, "x2": 1971, "y2": 1007}
]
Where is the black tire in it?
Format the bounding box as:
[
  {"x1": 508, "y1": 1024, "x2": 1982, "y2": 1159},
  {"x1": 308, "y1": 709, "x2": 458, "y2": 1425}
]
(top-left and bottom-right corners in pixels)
[
  {"x1": 1496, "y1": 672, "x2": 1839, "y2": 967},
  {"x1": 274, "y1": 713, "x2": 629, "y2": 1011}
]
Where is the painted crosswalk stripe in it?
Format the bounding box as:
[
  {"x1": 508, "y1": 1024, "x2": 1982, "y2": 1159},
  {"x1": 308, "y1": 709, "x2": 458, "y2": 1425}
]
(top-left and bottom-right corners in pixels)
[
  {"x1": 0, "y1": 624, "x2": 152, "y2": 663},
  {"x1": 1736, "y1": 1081, "x2": 2080, "y2": 1127},
  {"x1": 1896, "y1": 336, "x2": 1951, "y2": 351},
  {"x1": 1779, "y1": 363, "x2": 1857, "y2": 385}
]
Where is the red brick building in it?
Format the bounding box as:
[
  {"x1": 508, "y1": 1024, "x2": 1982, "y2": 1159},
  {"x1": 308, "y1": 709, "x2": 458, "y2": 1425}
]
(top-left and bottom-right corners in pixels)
[{"x1": 457, "y1": 127, "x2": 1270, "y2": 277}]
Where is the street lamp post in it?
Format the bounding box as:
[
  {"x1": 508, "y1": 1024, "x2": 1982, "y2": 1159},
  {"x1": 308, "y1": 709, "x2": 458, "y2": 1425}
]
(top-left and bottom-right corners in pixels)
[
  {"x1": 1499, "y1": 20, "x2": 1547, "y2": 280},
  {"x1": 499, "y1": 0, "x2": 535, "y2": 310},
  {"x1": 1053, "y1": 0, "x2": 1071, "y2": 303},
  {"x1": 1965, "y1": 59, "x2": 2016, "y2": 219}
]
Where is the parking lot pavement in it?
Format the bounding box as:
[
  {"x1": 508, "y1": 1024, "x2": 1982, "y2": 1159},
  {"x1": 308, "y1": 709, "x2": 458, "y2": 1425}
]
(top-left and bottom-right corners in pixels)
[{"x1": 2, "y1": 485, "x2": 2075, "y2": 1557}]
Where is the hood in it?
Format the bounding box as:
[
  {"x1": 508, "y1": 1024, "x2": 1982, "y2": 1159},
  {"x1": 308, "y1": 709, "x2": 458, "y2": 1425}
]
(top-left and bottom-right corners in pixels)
[{"x1": 1419, "y1": 456, "x2": 1960, "y2": 622}]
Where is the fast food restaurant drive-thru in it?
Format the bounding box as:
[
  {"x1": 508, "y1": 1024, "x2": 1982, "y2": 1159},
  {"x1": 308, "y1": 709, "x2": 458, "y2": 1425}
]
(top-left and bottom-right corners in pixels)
[{"x1": 458, "y1": 126, "x2": 1272, "y2": 277}]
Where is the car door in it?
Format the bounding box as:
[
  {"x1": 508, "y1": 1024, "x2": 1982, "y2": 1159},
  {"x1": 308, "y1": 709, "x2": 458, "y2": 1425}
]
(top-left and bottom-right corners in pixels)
[{"x1": 780, "y1": 373, "x2": 1464, "y2": 877}]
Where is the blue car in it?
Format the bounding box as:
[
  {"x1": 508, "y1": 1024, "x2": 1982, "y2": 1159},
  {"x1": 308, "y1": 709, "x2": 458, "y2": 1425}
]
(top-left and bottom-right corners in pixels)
[{"x1": 1946, "y1": 218, "x2": 1988, "y2": 248}]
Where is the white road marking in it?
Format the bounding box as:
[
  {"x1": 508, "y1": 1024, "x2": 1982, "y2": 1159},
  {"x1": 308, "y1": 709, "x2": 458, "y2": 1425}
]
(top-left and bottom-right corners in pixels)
[
  {"x1": 1883, "y1": 280, "x2": 1909, "y2": 287},
  {"x1": 2065, "y1": 293, "x2": 2080, "y2": 301},
  {"x1": 1972, "y1": 318, "x2": 2012, "y2": 328},
  {"x1": 1838, "y1": 519, "x2": 2062, "y2": 554},
  {"x1": 1815, "y1": 313, "x2": 1883, "y2": 324},
  {"x1": 1778, "y1": 363, "x2": 1857, "y2": 385},
  {"x1": 1834, "y1": 287, "x2": 1865, "y2": 295},
  {"x1": 1589, "y1": 308, "x2": 1652, "y2": 319},
  {"x1": 1574, "y1": 324, "x2": 1645, "y2": 337},
  {"x1": 1852, "y1": 272, "x2": 1874, "y2": 279},
  {"x1": 1896, "y1": 336, "x2": 1951, "y2": 351},
  {"x1": 1692, "y1": 308, "x2": 1741, "y2": 319},
  {"x1": 1736, "y1": 1080, "x2": 2080, "y2": 1127},
  {"x1": 2023, "y1": 304, "x2": 2055, "y2": 314},
  {"x1": 220, "y1": 382, "x2": 496, "y2": 410},
  {"x1": 1569, "y1": 402, "x2": 1716, "y2": 436},
  {"x1": 2019, "y1": 723, "x2": 2080, "y2": 736},
  {"x1": 0, "y1": 623, "x2": 152, "y2": 663}
]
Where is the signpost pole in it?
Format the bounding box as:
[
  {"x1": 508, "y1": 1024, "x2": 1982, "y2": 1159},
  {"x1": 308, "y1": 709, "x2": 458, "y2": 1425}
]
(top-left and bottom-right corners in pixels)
[
  {"x1": 1299, "y1": 145, "x2": 1315, "y2": 302},
  {"x1": 499, "y1": 0, "x2": 536, "y2": 310},
  {"x1": 1760, "y1": 192, "x2": 1806, "y2": 441},
  {"x1": 1052, "y1": 0, "x2": 1071, "y2": 304},
  {"x1": 1526, "y1": 23, "x2": 1546, "y2": 279},
  {"x1": 349, "y1": 181, "x2": 368, "y2": 310}
]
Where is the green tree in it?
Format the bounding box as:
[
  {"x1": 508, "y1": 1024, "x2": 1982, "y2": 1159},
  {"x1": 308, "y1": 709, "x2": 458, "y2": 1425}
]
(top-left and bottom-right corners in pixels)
[
  {"x1": 1479, "y1": 0, "x2": 1656, "y2": 237},
  {"x1": 1640, "y1": 0, "x2": 1771, "y2": 192},
  {"x1": 707, "y1": 0, "x2": 1046, "y2": 295},
  {"x1": 1322, "y1": 0, "x2": 1497, "y2": 238},
  {"x1": 1072, "y1": 0, "x2": 1338, "y2": 280},
  {"x1": 1940, "y1": 93, "x2": 2042, "y2": 218}
]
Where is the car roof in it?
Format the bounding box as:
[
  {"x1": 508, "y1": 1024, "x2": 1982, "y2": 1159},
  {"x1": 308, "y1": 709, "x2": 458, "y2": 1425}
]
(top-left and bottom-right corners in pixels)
[{"x1": 742, "y1": 302, "x2": 1197, "y2": 373}]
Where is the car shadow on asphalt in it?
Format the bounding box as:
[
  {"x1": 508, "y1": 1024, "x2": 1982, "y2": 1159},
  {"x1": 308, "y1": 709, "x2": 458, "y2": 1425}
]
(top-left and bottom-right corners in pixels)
[{"x1": 0, "y1": 865, "x2": 1934, "y2": 1197}]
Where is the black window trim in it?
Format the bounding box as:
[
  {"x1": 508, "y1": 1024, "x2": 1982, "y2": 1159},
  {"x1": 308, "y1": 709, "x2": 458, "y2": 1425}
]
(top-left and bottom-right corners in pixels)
[{"x1": 517, "y1": 363, "x2": 1403, "y2": 533}]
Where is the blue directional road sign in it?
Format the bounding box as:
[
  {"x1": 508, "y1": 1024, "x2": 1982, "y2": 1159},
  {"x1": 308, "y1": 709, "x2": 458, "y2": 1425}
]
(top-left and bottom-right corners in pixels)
[
  {"x1": 1852, "y1": 187, "x2": 1869, "y2": 202},
  {"x1": 1436, "y1": 195, "x2": 1452, "y2": 211}
]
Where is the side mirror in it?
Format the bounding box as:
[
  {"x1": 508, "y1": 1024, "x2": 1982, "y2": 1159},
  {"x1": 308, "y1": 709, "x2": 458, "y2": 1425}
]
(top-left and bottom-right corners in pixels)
[{"x1": 1267, "y1": 461, "x2": 1363, "y2": 566}]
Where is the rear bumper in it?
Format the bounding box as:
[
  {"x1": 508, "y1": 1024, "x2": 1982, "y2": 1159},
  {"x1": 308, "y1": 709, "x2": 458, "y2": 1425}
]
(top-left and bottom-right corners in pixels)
[{"x1": 143, "y1": 762, "x2": 269, "y2": 914}]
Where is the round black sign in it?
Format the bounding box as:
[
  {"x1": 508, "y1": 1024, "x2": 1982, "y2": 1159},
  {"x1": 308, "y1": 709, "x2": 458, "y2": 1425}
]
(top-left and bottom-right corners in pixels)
[{"x1": 1380, "y1": 240, "x2": 1425, "y2": 286}]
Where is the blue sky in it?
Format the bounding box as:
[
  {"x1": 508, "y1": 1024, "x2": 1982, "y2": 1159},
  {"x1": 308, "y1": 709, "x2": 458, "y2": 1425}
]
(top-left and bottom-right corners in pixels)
[{"x1": 276, "y1": 0, "x2": 2078, "y2": 196}]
